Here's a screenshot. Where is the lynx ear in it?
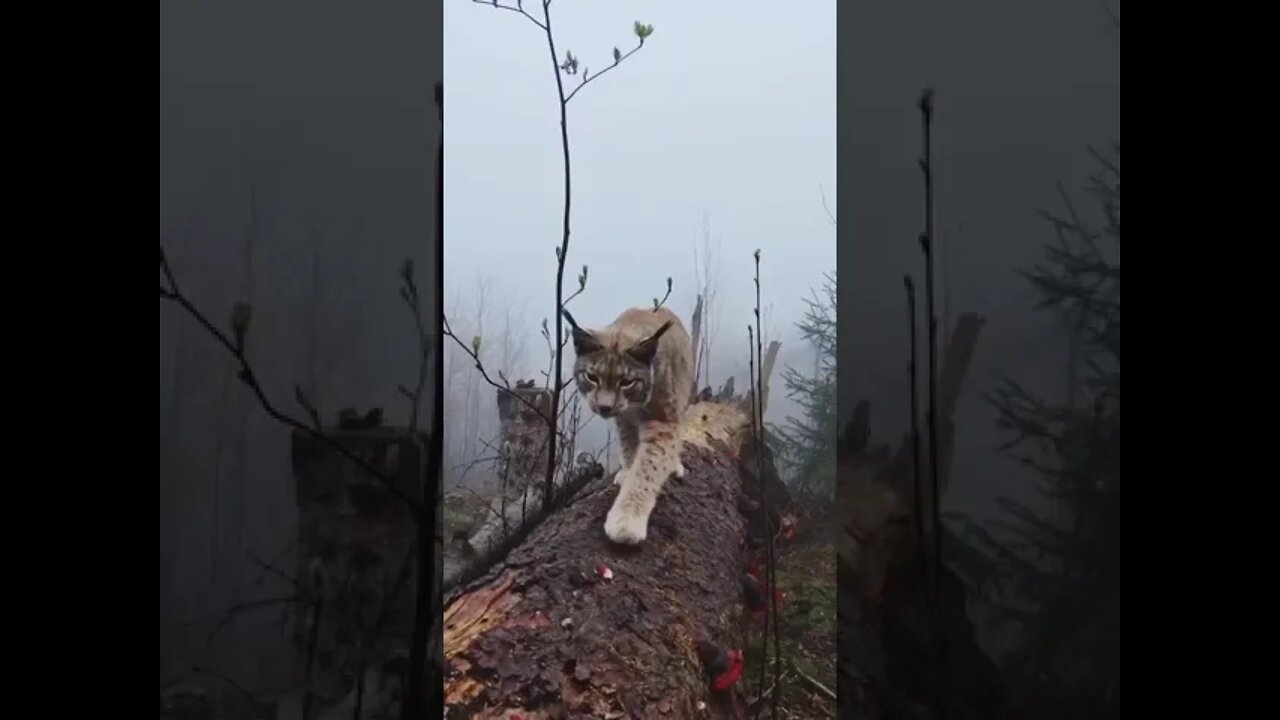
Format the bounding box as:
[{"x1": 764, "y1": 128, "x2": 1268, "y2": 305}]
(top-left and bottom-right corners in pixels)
[
  {"x1": 562, "y1": 309, "x2": 603, "y2": 355},
  {"x1": 572, "y1": 327, "x2": 603, "y2": 355},
  {"x1": 627, "y1": 320, "x2": 674, "y2": 365}
]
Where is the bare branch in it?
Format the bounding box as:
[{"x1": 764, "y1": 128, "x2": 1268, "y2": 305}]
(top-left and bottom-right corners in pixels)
[
  {"x1": 454, "y1": 485, "x2": 521, "y2": 530},
  {"x1": 180, "y1": 594, "x2": 299, "y2": 648},
  {"x1": 790, "y1": 659, "x2": 836, "y2": 701},
  {"x1": 443, "y1": 314, "x2": 553, "y2": 425},
  {"x1": 244, "y1": 538, "x2": 300, "y2": 589},
  {"x1": 472, "y1": 0, "x2": 547, "y2": 30},
  {"x1": 245, "y1": 549, "x2": 299, "y2": 589},
  {"x1": 819, "y1": 183, "x2": 838, "y2": 227},
  {"x1": 564, "y1": 41, "x2": 645, "y2": 104},
  {"x1": 399, "y1": 261, "x2": 433, "y2": 434},
  {"x1": 159, "y1": 247, "x2": 420, "y2": 511},
  {"x1": 294, "y1": 385, "x2": 323, "y2": 431},
  {"x1": 449, "y1": 455, "x2": 503, "y2": 474},
  {"x1": 652, "y1": 276, "x2": 673, "y2": 311},
  {"x1": 750, "y1": 249, "x2": 783, "y2": 716}
]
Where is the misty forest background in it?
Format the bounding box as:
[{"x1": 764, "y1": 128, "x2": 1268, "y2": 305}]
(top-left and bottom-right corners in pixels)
[{"x1": 159, "y1": 0, "x2": 1118, "y2": 718}]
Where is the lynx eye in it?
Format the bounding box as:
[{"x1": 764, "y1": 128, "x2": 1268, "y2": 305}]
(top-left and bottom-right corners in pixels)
[
  {"x1": 584, "y1": 372, "x2": 600, "y2": 384},
  {"x1": 620, "y1": 378, "x2": 639, "y2": 388}
]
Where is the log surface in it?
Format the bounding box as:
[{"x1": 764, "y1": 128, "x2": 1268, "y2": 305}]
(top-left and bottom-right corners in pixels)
[{"x1": 443, "y1": 441, "x2": 747, "y2": 719}]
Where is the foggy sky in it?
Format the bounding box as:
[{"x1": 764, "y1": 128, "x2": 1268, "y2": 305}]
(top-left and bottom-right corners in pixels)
[{"x1": 444, "y1": 0, "x2": 837, "y2": 401}]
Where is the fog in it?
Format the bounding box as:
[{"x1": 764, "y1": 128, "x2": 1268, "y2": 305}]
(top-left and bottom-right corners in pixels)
[{"x1": 442, "y1": 0, "x2": 836, "y2": 482}]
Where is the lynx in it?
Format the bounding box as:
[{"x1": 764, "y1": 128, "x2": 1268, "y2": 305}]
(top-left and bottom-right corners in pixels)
[{"x1": 564, "y1": 306, "x2": 693, "y2": 545}]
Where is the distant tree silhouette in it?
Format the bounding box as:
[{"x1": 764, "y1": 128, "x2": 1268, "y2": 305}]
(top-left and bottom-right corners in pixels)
[{"x1": 953, "y1": 144, "x2": 1120, "y2": 719}]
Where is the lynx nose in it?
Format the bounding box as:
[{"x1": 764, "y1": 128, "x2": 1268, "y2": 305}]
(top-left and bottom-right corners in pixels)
[{"x1": 596, "y1": 403, "x2": 615, "y2": 417}]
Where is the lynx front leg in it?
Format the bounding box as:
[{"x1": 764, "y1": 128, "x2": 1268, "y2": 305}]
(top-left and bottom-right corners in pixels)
[
  {"x1": 641, "y1": 419, "x2": 685, "y2": 481},
  {"x1": 603, "y1": 421, "x2": 683, "y2": 545},
  {"x1": 614, "y1": 420, "x2": 640, "y2": 486},
  {"x1": 604, "y1": 467, "x2": 658, "y2": 544}
]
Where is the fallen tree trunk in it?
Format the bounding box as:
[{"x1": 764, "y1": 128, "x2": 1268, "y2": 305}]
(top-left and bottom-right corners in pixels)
[
  {"x1": 697, "y1": 373, "x2": 795, "y2": 538},
  {"x1": 443, "y1": 400, "x2": 759, "y2": 719}
]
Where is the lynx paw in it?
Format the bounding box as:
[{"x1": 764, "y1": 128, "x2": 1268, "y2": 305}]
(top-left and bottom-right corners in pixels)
[{"x1": 604, "y1": 504, "x2": 649, "y2": 545}]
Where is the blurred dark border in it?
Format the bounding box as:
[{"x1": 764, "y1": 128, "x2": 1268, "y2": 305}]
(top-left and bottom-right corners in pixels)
[
  {"x1": 837, "y1": 1, "x2": 1120, "y2": 717},
  {"x1": 159, "y1": 1, "x2": 443, "y2": 713}
]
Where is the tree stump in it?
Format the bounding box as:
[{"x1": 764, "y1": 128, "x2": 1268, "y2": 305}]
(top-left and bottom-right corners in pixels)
[
  {"x1": 443, "y1": 401, "x2": 759, "y2": 719},
  {"x1": 836, "y1": 312, "x2": 1010, "y2": 718}
]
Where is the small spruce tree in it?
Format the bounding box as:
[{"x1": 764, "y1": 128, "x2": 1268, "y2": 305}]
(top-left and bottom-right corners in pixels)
[{"x1": 772, "y1": 272, "x2": 838, "y2": 501}]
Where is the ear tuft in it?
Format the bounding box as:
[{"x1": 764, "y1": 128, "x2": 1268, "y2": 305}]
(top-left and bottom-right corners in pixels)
[
  {"x1": 626, "y1": 320, "x2": 673, "y2": 365},
  {"x1": 572, "y1": 326, "x2": 603, "y2": 355},
  {"x1": 562, "y1": 308, "x2": 602, "y2": 355}
]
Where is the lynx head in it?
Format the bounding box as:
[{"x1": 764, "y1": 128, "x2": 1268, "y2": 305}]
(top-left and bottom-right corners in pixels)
[{"x1": 566, "y1": 313, "x2": 674, "y2": 419}]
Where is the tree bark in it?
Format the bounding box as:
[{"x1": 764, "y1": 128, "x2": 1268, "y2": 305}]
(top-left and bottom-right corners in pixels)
[
  {"x1": 443, "y1": 402, "x2": 757, "y2": 719},
  {"x1": 736, "y1": 432, "x2": 794, "y2": 545}
]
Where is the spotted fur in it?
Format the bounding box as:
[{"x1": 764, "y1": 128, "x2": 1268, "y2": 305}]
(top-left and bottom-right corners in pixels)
[{"x1": 566, "y1": 306, "x2": 692, "y2": 544}]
